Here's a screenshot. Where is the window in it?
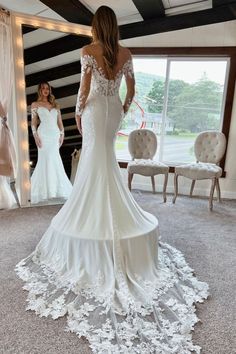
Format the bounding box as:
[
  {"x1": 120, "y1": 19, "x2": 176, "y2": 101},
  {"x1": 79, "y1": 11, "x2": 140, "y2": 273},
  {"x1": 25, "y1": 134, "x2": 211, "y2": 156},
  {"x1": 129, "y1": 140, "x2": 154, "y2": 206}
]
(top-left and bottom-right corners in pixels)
[{"x1": 116, "y1": 53, "x2": 230, "y2": 169}]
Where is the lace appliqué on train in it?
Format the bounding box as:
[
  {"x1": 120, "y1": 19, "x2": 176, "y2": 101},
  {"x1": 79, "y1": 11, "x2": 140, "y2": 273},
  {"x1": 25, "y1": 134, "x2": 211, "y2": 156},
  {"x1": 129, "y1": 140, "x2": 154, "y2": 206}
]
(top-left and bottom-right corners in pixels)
[{"x1": 15, "y1": 242, "x2": 208, "y2": 354}]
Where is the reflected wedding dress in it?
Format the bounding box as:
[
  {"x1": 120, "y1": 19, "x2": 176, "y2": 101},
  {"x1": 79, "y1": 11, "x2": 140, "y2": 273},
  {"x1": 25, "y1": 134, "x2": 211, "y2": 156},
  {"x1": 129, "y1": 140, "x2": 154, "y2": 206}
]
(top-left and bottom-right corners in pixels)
[
  {"x1": 16, "y1": 52, "x2": 208, "y2": 353},
  {"x1": 0, "y1": 176, "x2": 16, "y2": 209},
  {"x1": 30, "y1": 107, "x2": 72, "y2": 203}
]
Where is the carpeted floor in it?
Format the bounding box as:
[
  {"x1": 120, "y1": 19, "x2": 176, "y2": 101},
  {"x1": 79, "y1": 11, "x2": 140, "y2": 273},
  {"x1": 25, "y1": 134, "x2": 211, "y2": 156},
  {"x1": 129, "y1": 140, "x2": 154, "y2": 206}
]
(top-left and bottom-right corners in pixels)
[{"x1": 0, "y1": 191, "x2": 236, "y2": 354}]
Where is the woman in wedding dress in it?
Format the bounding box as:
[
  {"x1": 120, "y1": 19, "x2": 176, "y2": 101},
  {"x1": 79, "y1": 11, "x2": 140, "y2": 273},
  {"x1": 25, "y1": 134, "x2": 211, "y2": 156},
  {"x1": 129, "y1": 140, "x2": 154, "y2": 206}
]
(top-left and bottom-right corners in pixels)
[
  {"x1": 16, "y1": 6, "x2": 208, "y2": 353},
  {"x1": 30, "y1": 82, "x2": 72, "y2": 204}
]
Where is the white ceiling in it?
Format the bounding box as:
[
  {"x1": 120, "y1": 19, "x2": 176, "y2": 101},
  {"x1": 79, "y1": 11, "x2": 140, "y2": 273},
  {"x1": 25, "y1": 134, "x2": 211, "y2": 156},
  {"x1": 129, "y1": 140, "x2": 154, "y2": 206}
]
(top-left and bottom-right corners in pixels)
[
  {"x1": 0, "y1": 0, "x2": 66, "y2": 20},
  {"x1": 23, "y1": 29, "x2": 67, "y2": 49}
]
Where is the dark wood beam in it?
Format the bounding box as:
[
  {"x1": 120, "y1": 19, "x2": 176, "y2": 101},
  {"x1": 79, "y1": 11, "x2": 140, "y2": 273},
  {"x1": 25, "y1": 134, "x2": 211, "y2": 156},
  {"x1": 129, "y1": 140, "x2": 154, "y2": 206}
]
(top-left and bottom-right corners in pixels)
[
  {"x1": 62, "y1": 118, "x2": 75, "y2": 127},
  {"x1": 25, "y1": 61, "x2": 81, "y2": 87},
  {"x1": 29, "y1": 137, "x2": 82, "y2": 146},
  {"x1": 61, "y1": 106, "x2": 76, "y2": 115},
  {"x1": 213, "y1": 0, "x2": 236, "y2": 6},
  {"x1": 25, "y1": 1, "x2": 236, "y2": 44},
  {"x1": 22, "y1": 25, "x2": 37, "y2": 35},
  {"x1": 40, "y1": 0, "x2": 93, "y2": 25},
  {"x1": 119, "y1": 3, "x2": 236, "y2": 39},
  {"x1": 27, "y1": 83, "x2": 79, "y2": 105},
  {"x1": 64, "y1": 128, "x2": 79, "y2": 136},
  {"x1": 24, "y1": 34, "x2": 91, "y2": 65},
  {"x1": 132, "y1": 0, "x2": 165, "y2": 20}
]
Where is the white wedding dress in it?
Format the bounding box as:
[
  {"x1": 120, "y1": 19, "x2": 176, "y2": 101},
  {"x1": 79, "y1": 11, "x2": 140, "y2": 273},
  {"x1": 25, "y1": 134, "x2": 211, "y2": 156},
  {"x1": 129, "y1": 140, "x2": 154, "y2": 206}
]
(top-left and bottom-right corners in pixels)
[
  {"x1": 16, "y1": 53, "x2": 208, "y2": 354},
  {"x1": 30, "y1": 107, "x2": 72, "y2": 204},
  {"x1": 0, "y1": 176, "x2": 16, "y2": 209}
]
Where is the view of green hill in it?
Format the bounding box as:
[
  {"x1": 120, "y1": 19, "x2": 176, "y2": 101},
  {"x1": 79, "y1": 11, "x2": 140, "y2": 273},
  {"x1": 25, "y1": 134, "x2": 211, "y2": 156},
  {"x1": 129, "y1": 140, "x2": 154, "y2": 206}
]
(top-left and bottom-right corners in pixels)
[{"x1": 119, "y1": 71, "x2": 164, "y2": 107}]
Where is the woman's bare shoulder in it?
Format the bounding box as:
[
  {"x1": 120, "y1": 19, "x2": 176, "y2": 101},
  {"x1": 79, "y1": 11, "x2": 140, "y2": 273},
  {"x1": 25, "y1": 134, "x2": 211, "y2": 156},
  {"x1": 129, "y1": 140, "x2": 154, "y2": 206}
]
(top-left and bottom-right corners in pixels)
[
  {"x1": 118, "y1": 46, "x2": 132, "y2": 60},
  {"x1": 31, "y1": 101, "x2": 39, "y2": 109},
  {"x1": 82, "y1": 43, "x2": 102, "y2": 56}
]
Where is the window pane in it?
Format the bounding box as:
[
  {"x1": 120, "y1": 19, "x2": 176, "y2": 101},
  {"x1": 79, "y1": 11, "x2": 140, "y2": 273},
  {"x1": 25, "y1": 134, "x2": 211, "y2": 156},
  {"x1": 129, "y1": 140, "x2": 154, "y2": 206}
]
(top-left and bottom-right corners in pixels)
[
  {"x1": 163, "y1": 60, "x2": 228, "y2": 163},
  {"x1": 116, "y1": 58, "x2": 167, "y2": 161},
  {"x1": 116, "y1": 57, "x2": 229, "y2": 165}
]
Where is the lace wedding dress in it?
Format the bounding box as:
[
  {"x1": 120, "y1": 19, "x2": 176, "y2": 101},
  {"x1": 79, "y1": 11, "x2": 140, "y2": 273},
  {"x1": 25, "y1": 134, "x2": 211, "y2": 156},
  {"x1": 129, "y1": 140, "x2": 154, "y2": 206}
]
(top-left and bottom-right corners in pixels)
[
  {"x1": 30, "y1": 107, "x2": 72, "y2": 204},
  {"x1": 16, "y1": 53, "x2": 208, "y2": 354}
]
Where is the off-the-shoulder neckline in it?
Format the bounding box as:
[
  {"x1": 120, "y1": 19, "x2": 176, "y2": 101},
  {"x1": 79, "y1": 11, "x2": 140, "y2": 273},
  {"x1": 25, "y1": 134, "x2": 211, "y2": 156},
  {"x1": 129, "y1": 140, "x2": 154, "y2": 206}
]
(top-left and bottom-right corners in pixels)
[{"x1": 32, "y1": 106, "x2": 58, "y2": 113}]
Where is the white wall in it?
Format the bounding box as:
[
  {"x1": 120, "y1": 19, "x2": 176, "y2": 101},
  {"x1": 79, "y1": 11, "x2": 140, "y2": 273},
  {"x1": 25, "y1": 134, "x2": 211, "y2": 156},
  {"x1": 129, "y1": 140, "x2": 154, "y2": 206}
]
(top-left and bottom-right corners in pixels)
[{"x1": 120, "y1": 20, "x2": 236, "y2": 199}]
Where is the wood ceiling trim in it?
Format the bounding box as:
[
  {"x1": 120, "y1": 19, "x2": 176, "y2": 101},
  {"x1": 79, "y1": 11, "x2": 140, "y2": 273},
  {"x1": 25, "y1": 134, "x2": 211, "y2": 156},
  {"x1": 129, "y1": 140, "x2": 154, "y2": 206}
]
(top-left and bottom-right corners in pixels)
[
  {"x1": 25, "y1": 61, "x2": 81, "y2": 87},
  {"x1": 60, "y1": 106, "x2": 76, "y2": 115},
  {"x1": 22, "y1": 1, "x2": 236, "y2": 45},
  {"x1": 119, "y1": 3, "x2": 236, "y2": 39},
  {"x1": 132, "y1": 0, "x2": 165, "y2": 20},
  {"x1": 24, "y1": 34, "x2": 91, "y2": 65},
  {"x1": 40, "y1": 0, "x2": 93, "y2": 25},
  {"x1": 62, "y1": 118, "x2": 76, "y2": 127},
  {"x1": 213, "y1": 0, "x2": 236, "y2": 6},
  {"x1": 22, "y1": 25, "x2": 37, "y2": 34}
]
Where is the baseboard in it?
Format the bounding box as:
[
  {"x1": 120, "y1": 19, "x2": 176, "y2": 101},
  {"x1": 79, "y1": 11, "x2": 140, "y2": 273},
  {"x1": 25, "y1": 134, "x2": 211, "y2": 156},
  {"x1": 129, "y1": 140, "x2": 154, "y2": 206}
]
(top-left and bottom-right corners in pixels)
[{"x1": 131, "y1": 182, "x2": 236, "y2": 200}]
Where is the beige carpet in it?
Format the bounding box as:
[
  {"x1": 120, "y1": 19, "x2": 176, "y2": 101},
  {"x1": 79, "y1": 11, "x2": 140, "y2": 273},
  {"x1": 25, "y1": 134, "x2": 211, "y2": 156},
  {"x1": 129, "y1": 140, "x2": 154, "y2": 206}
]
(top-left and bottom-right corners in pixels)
[{"x1": 0, "y1": 191, "x2": 236, "y2": 354}]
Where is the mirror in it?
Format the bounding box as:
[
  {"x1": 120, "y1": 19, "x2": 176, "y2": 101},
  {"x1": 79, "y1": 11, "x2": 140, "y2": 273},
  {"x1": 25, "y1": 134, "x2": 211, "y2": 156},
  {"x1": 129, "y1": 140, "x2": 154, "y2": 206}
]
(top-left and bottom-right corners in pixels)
[{"x1": 22, "y1": 25, "x2": 91, "y2": 206}]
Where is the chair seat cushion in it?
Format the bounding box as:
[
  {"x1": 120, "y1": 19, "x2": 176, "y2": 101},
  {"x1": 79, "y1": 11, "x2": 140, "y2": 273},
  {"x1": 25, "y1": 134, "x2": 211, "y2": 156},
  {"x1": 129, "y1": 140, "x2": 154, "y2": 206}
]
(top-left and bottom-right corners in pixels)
[
  {"x1": 127, "y1": 159, "x2": 169, "y2": 176},
  {"x1": 175, "y1": 162, "x2": 222, "y2": 180}
]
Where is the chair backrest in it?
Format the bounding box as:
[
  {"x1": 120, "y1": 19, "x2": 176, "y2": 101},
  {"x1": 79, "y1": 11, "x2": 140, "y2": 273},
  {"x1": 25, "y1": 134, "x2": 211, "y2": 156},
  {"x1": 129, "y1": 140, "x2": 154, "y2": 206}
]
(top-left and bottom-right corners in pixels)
[
  {"x1": 194, "y1": 131, "x2": 226, "y2": 164},
  {"x1": 128, "y1": 129, "x2": 157, "y2": 159}
]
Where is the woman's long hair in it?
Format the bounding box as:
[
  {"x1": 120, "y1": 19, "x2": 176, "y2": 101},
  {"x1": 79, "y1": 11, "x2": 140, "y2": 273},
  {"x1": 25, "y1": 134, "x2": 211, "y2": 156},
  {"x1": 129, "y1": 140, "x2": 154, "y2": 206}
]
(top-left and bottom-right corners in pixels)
[
  {"x1": 37, "y1": 81, "x2": 58, "y2": 108},
  {"x1": 92, "y1": 6, "x2": 119, "y2": 80}
]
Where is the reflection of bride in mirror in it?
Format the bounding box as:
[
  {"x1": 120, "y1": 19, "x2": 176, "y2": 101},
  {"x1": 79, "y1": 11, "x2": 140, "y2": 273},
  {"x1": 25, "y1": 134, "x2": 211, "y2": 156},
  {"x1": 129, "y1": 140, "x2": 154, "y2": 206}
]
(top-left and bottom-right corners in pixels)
[{"x1": 30, "y1": 82, "x2": 72, "y2": 204}]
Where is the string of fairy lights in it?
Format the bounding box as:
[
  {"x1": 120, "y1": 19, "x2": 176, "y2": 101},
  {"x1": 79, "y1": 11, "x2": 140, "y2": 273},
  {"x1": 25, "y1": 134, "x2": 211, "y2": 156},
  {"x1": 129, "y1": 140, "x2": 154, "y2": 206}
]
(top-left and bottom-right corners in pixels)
[{"x1": 11, "y1": 12, "x2": 91, "y2": 206}]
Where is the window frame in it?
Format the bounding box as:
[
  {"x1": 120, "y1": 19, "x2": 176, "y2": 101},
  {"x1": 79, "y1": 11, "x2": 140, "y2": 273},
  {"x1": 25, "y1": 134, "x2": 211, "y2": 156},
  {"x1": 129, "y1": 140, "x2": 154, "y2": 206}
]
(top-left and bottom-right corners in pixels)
[{"x1": 118, "y1": 47, "x2": 236, "y2": 178}]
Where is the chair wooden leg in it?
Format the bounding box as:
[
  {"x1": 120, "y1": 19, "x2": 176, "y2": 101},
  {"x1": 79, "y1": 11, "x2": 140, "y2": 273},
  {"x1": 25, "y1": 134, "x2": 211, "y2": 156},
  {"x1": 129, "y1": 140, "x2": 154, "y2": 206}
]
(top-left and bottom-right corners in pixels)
[
  {"x1": 215, "y1": 178, "x2": 221, "y2": 202},
  {"x1": 190, "y1": 180, "x2": 195, "y2": 197},
  {"x1": 163, "y1": 172, "x2": 168, "y2": 203},
  {"x1": 209, "y1": 177, "x2": 216, "y2": 211},
  {"x1": 172, "y1": 173, "x2": 178, "y2": 203},
  {"x1": 151, "y1": 176, "x2": 155, "y2": 193},
  {"x1": 128, "y1": 173, "x2": 134, "y2": 191}
]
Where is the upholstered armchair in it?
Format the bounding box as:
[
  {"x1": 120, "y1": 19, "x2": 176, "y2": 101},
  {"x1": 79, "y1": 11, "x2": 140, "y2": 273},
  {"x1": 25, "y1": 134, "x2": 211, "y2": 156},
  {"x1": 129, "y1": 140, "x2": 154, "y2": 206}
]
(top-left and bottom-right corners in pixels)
[
  {"x1": 127, "y1": 129, "x2": 169, "y2": 202},
  {"x1": 172, "y1": 131, "x2": 226, "y2": 210}
]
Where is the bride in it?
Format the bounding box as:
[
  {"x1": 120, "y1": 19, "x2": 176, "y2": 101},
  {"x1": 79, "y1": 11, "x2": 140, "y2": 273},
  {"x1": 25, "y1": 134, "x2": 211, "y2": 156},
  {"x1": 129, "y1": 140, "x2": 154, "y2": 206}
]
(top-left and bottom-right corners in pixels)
[{"x1": 16, "y1": 6, "x2": 208, "y2": 353}]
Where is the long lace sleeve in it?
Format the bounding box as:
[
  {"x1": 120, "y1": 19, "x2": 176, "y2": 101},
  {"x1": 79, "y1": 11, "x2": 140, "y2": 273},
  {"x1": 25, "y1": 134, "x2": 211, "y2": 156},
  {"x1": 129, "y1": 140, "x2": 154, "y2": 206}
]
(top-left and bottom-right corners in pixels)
[
  {"x1": 31, "y1": 107, "x2": 38, "y2": 135},
  {"x1": 57, "y1": 109, "x2": 64, "y2": 135},
  {"x1": 123, "y1": 58, "x2": 135, "y2": 115},
  {"x1": 75, "y1": 54, "x2": 93, "y2": 116}
]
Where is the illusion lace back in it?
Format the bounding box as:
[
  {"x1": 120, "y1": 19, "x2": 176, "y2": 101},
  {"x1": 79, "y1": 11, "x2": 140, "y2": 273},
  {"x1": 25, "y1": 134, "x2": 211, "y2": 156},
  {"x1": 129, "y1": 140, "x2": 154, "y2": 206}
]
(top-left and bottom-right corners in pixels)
[
  {"x1": 30, "y1": 107, "x2": 72, "y2": 203},
  {"x1": 15, "y1": 53, "x2": 208, "y2": 353}
]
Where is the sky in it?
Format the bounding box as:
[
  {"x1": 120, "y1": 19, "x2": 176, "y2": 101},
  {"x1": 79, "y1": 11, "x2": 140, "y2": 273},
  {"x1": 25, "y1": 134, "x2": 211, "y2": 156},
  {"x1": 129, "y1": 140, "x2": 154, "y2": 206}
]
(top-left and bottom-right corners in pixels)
[{"x1": 133, "y1": 57, "x2": 228, "y2": 85}]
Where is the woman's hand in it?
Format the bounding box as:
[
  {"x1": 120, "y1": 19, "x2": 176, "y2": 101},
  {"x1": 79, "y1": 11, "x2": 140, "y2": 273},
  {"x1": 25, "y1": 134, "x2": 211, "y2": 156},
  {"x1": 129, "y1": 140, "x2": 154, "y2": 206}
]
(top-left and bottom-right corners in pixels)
[
  {"x1": 59, "y1": 134, "x2": 64, "y2": 147},
  {"x1": 76, "y1": 115, "x2": 82, "y2": 136},
  {"x1": 34, "y1": 134, "x2": 42, "y2": 148}
]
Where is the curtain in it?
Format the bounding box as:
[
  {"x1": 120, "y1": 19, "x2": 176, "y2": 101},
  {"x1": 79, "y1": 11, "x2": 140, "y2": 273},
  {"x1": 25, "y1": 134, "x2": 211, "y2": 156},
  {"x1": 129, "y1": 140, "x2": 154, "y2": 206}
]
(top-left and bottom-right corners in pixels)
[{"x1": 0, "y1": 11, "x2": 17, "y2": 178}]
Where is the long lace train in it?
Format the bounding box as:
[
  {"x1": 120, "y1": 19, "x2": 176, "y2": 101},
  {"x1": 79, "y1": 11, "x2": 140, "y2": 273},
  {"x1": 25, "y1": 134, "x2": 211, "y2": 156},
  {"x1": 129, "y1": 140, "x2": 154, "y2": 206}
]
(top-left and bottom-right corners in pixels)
[{"x1": 15, "y1": 239, "x2": 208, "y2": 354}]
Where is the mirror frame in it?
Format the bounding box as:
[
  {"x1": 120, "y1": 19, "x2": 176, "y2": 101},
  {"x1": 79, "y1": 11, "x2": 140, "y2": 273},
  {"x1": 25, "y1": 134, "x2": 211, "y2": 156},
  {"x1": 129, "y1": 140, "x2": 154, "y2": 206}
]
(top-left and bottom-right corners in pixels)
[{"x1": 11, "y1": 12, "x2": 91, "y2": 207}]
